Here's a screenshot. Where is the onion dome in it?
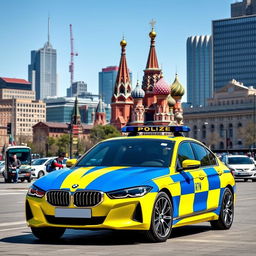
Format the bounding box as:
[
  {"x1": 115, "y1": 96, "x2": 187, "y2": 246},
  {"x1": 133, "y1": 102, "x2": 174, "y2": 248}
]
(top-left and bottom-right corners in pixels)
[
  {"x1": 167, "y1": 94, "x2": 176, "y2": 107},
  {"x1": 120, "y1": 39, "x2": 127, "y2": 47},
  {"x1": 171, "y1": 73, "x2": 185, "y2": 97},
  {"x1": 149, "y1": 29, "x2": 157, "y2": 39},
  {"x1": 153, "y1": 77, "x2": 170, "y2": 95},
  {"x1": 131, "y1": 81, "x2": 145, "y2": 98}
]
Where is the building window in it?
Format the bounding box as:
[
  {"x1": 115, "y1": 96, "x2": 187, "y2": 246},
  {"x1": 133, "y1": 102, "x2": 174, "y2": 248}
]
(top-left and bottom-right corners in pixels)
[
  {"x1": 211, "y1": 124, "x2": 215, "y2": 133},
  {"x1": 202, "y1": 125, "x2": 206, "y2": 139},
  {"x1": 220, "y1": 124, "x2": 224, "y2": 138},
  {"x1": 228, "y1": 123, "x2": 233, "y2": 138},
  {"x1": 193, "y1": 125, "x2": 198, "y2": 139},
  {"x1": 220, "y1": 141, "x2": 224, "y2": 149}
]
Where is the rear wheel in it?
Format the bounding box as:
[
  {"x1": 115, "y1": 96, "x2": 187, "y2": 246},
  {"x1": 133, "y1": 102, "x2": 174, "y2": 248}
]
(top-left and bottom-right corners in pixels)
[
  {"x1": 210, "y1": 187, "x2": 234, "y2": 230},
  {"x1": 31, "y1": 227, "x2": 66, "y2": 241},
  {"x1": 144, "y1": 192, "x2": 173, "y2": 242},
  {"x1": 244, "y1": 178, "x2": 248, "y2": 182},
  {"x1": 252, "y1": 179, "x2": 256, "y2": 182},
  {"x1": 20, "y1": 178, "x2": 25, "y2": 183}
]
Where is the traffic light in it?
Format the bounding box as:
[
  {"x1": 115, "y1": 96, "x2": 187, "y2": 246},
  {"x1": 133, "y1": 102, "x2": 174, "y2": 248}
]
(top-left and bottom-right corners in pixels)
[{"x1": 7, "y1": 123, "x2": 12, "y2": 135}]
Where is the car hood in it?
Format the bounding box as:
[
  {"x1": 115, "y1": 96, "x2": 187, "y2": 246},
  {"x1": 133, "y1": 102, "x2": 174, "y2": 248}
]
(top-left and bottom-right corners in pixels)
[
  {"x1": 228, "y1": 164, "x2": 255, "y2": 170},
  {"x1": 34, "y1": 166, "x2": 170, "y2": 192}
]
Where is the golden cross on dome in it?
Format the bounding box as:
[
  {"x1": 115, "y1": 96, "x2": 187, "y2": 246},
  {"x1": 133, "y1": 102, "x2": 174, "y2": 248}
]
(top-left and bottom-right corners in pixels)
[{"x1": 149, "y1": 19, "x2": 156, "y2": 30}]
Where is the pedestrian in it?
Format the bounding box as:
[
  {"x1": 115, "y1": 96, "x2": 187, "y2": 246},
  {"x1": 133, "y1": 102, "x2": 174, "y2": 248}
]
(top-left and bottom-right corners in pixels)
[
  {"x1": 9, "y1": 154, "x2": 21, "y2": 183},
  {"x1": 48, "y1": 153, "x2": 65, "y2": 172}
]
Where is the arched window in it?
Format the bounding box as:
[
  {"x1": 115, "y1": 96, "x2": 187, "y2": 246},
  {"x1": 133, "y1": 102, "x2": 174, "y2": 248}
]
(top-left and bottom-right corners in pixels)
[
  {"x1": 211, "y1": 144, "x2": 215, "y2": 150},
  {"x1": 228, "y1": 123, "x2": 233, "y2": 138},
  {"x1": 229, "y1": 141, "x2": 233, "y2": 149},
  {"x1": 202, "y1": 124, "x2": 206, "y2": 139},
  {"x1": 193, "y1": 125, "x2": 198, "y2": 139},
  {"x1": 238, "y1": 123, "x2": 242, "y2": 128},
  {"x1": 211, "y1": 124, "x2": 215, "y2": 133},
  {"x1": 220, "y1": 124, "x2": 224, "y2": 138},
  {"x1": 220, "y1": 141, "x2": 224, "y2": 149}
]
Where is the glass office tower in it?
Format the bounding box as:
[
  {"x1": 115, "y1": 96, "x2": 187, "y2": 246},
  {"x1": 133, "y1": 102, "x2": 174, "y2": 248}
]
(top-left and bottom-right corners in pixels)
[
  {"x1": 28, "y1": 41, "x2": 57, "y2": 100},
  {"x1": 213, "y1": 15, "x2": 256, "y2": 91},
  {"x1": 187, "y1": 35, "x2": 213, "y2": 106},
  {"x1": 99, "y1": 66, "x2": 132, "y2": 105}
]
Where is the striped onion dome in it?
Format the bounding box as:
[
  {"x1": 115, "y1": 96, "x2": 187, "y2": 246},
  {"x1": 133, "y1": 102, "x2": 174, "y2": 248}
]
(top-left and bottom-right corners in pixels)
[
  {"x1": 167, "y1": 94, "x2": 176, "y2": 107},
  {"x1": 171, "y1": 73, "x2": 185, "y2": 97},
  {"x1": 131, "y1": 81, "x2": 145, "y2": 98},
  {"x1": 153, "y1": 77, "x2": 170, "y2": 95}
]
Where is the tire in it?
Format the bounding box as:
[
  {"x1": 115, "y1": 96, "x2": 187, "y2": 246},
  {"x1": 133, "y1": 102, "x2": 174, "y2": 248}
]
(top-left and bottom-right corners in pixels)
[
  {"x1": 31, "y1": 227, "x2": 66, "y2": 241},
  {"x1": 144, "y1": 192, "x2": 173, "y2": 242},
  {"x1": 252, "y1": 179, "x2": 256, "y2": 182},
  {"x1": 210, "y1": 187, "x2": 234, "y2": 230},
  {"x1": 27, "y1": 177, "x2": 32, "y2": 183},
  {"x1": 244, "y1": 179, "x2": 248, "y2": 182},
  {"x1": 20, "y1": 179, "x2": 25, "y2": 183},
  {"x1": 37, "y1": 171, "x2": 44, "y2": 179}
]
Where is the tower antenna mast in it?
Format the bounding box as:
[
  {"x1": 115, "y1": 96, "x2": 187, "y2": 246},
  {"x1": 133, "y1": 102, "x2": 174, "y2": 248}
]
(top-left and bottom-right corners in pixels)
[{"x1": 69, "y1": 24, "x2": 78, "y2": 89}]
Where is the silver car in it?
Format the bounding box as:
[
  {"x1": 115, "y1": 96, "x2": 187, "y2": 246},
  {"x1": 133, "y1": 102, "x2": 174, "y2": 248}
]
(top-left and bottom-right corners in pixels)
[{"x1": 222, "y1": 155, "x2": 256, "y2": 182}]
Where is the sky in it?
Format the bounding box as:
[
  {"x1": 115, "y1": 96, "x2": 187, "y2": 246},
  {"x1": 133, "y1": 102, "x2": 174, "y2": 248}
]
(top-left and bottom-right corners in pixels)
[{"x1": 0, "y1": 0, "x2": 235, "y2": 100}]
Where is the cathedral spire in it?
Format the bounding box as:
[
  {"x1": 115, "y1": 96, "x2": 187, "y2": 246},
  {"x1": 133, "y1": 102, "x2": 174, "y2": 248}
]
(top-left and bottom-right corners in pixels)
[
  {"x1": 111, "y1": 38, "x2": 133, "y2": 130},
  {"x1": 146, "y1": 19, "x2": 159, "y2": 69}
]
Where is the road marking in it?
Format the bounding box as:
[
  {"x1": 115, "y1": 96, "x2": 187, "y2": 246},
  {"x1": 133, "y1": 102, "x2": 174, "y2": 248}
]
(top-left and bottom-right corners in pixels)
[
  {"x1": 0, "y1": 193, "x2": 25, "y2": 196},
  {"x1": 0, "y1": 227, "x2": 28, "y2": 232},
  {"x1": 174, "y1": 238, "x2": 256, "y2": 245},
  {"x1": 237, "y1": 197, "x2": 255, "y2": 201},
  {"x1": 0, "y1": 221, "x2": 26, "y2": 227}
]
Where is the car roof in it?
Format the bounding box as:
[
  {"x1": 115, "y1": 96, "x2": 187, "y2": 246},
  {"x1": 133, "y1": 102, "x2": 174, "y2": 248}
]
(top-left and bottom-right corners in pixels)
[
  {"x1": 105, "y1": 135, "x2": 197, "y2": 142},
  {"x1": 227, "y1": 155, "x2": 249, "y2": 158}
]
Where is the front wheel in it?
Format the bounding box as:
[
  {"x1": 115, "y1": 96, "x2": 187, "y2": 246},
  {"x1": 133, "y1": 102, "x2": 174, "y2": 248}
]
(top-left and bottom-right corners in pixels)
[
  {"x1": 144, "y1": 192, "x2": 173, "y2": 242},
  {"x1": 31, "y1": 227, "x2": 66, "y2": 241},
  {"x1": 210, "y1": 187, "x2": 234, "y2": 230}
]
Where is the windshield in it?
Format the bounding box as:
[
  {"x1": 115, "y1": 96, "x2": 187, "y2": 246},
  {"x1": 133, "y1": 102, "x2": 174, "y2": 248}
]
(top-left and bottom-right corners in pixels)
[
  {"x1": 7, "y1": 149, "x2": 31, "y2": 165},
  {"x1": 77, "y1": 139, "x2": 174, "y2": 167},
  {"x1": 32, "y1": 158, "x2": 48, "y2": 165},
  {"x1": 228, "y1": 157, "x2": 254, "y2": 165}
]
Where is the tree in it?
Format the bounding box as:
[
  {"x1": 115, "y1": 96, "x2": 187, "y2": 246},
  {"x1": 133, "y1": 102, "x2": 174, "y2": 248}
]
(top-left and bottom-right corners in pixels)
[
  {"x1": 206, "y1": 132, "x2": 222, "y2": 150},
  {"x1": 47, "y1": 137, "x2": 58, "y2": 156},
  {"x1": 238, "y1": 122, "x2": 256, "y2": 148},
  {"x1": 90, "y1": 125, "x2": 121, "y2": 143},
  {"x1": 77, "y1": 138, "x2": 94, "y2": 156},
  {"x1": 56, "y1": 134, "x2": 70, "y2": 155}
]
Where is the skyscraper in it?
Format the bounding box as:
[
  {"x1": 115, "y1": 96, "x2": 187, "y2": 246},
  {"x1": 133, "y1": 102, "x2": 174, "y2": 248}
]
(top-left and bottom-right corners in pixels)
[
  {"x1": 28, "y1": 19, "x2": 57, "y2": 100},
  {"x1": 231, "y1": 0, "x2": 256, "y2": 17},
  {"x1": 187, "y1": 36, "x2": 213, "y2": 106},
  {"x1": 213, "y1": 14, "x2": 256, "y2": 91},
  {"x1": 99, "y1": 66, "x2": 132, "y2": 105}
]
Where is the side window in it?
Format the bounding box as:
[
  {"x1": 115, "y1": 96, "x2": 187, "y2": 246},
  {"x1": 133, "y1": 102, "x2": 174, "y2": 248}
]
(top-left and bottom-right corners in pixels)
[
  {"x1": 177, "y1": 142, "x2": 195, "y2": 166},
  {"x1": 208, "y1": 151, "x2": 217, "y2": 166},
  {"x1": 191, "y1": 143, "x2": 213, "y2": 167}
]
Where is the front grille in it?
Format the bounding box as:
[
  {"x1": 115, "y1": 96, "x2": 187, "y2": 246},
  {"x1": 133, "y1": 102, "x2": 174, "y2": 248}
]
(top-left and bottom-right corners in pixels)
[
  {"x1": 74, "y1": 191, "x2": 103, "y2": 207},
  {"x1": 45, "y1": 215, "x2": 105, "y2": 225},
  {"x1": 46, "y1": 190, "x2": 70, "y2": 206}
]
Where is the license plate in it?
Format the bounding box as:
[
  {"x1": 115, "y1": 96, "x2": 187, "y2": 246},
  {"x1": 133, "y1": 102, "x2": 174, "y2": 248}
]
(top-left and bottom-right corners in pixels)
[
  {"x1": 238, "y1": 172, "x2": 249, "y2": 176},
  {"x1": 55, "y1": 208, "x2": 91, "y2": 218}
]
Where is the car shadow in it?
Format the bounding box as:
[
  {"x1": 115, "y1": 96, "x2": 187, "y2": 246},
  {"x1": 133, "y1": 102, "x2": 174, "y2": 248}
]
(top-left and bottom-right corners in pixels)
[{"x1": 0, "y1": 224, "x2": 212, "y2": 245}]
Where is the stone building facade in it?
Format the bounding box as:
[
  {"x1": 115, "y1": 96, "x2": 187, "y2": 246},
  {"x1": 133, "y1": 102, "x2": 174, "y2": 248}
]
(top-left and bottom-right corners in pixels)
[{"x1": 183, "y1": 80, "x2": 256, "y2": 150}]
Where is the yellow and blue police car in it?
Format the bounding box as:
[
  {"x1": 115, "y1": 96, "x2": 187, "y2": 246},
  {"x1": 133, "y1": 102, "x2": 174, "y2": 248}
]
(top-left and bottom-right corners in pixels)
[{"x1": 25, "y1": 126, "x2": 235, "y2": 242}]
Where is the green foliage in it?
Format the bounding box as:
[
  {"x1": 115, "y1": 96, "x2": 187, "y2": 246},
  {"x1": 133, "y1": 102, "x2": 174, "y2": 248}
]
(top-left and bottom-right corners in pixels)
[
  {"x1": 56, "y1": 134, "x2": 70, "y2": 155},
  {"x1": 238, "y1": 122, "x2": 256, "y2": 148},
  {"x1": 90, "y1": 125, "x2": 121, "y2": 143}
]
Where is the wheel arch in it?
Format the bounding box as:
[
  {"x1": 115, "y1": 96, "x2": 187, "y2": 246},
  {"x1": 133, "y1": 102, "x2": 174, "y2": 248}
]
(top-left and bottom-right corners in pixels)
[{"x1": 159, "y1": 188, "x2": 174, "y2": 206}]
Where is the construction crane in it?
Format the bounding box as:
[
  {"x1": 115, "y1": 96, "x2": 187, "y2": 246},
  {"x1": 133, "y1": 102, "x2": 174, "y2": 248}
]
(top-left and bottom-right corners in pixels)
[{"x1": 69, "y1": 24, "x2": 78, "y2": 88}]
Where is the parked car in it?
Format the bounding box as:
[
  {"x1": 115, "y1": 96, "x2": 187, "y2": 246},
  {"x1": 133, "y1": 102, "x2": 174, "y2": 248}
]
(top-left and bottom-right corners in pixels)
[
  {"x1": 31, "y1": 157, "x2": 68, "y2": 179},
  {"x1": 0, "y1": 161, "x2": 5, "y2": 176},
  {"x1": 222, "y1": 155, "x2": 256, "y2": 181}
]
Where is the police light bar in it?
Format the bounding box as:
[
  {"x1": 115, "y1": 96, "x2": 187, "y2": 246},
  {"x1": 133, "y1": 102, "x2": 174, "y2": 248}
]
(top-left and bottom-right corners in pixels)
[{"x1": 121, "y1": 126, "x2": 190, "y2": 133}]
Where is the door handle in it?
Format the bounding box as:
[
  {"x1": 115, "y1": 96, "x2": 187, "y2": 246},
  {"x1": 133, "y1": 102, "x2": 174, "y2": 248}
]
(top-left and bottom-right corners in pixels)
[
  {"x1": 199, "y1": 173, "x2": 205, "y2": 180},
  {"x1": 218, "y1": 170, "x2": 223, "y2": 176}
]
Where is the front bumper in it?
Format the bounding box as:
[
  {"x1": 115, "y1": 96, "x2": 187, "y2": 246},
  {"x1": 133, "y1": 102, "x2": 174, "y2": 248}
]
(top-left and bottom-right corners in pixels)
[
  {"x1": 234, "y1": 171, "x2": 256, "y2": 179},
  {"x1": 26, "y1": 192, "x2": 157, "y2": 231}
]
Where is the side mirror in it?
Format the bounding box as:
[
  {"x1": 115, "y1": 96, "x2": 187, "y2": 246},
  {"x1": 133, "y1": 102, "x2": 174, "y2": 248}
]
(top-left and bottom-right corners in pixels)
[
  {"x1": 181, "y1": 159, "x2": 201, "y2": 170},
  {"x1": 66, "y1": 159, "x2": 77, "y2": 168}
]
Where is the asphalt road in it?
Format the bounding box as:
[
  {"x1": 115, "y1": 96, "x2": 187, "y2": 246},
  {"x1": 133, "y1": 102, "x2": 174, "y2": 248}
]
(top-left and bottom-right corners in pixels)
[{"x1": 0, "y1": 178, "x2": 255, "y2": 256}]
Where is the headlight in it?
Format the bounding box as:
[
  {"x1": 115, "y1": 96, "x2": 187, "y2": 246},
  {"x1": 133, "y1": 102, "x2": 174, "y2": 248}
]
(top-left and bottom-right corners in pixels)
[
  {"x1": 107, "y1": 186, "x2": 152, "y2": 199},
  {"x1": 27, "y1": 184, "x2": 45, "y2": 198}
]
